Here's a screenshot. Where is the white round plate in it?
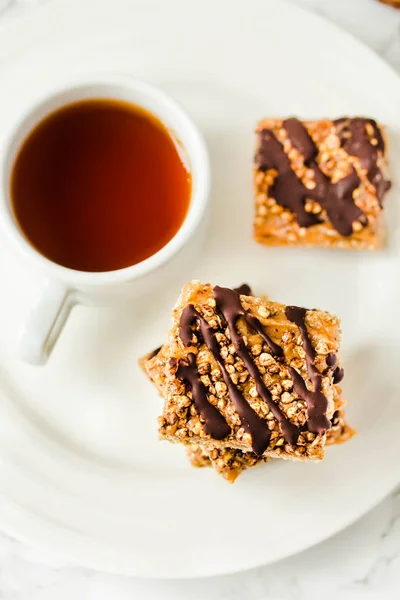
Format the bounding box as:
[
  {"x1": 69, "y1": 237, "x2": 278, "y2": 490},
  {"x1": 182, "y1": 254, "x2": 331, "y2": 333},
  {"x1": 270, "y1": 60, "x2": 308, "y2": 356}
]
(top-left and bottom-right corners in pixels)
[{"x1": 0, "y1": 0, "x2": 399, "y2": 579}]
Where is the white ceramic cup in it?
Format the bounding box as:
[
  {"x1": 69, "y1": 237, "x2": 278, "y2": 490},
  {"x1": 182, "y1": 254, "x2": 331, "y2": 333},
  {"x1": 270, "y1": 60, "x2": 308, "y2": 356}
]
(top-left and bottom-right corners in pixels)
[{"x1": 0, "y1": 75, "x2": 210, "y2": 365}]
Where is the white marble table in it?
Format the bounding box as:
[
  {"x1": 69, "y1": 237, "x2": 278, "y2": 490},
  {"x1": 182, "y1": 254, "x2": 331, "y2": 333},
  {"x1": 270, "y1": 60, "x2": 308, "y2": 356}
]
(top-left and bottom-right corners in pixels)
[{"x1": 0, "y1": 0, "x2": 399, "y2": 598}]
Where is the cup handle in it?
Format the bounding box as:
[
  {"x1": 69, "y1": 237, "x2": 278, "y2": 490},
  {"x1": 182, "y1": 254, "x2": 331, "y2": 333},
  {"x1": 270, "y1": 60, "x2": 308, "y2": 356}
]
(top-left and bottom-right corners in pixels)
[{"x1": 19, "y1": 280, "x2": 75, "y2": 365}]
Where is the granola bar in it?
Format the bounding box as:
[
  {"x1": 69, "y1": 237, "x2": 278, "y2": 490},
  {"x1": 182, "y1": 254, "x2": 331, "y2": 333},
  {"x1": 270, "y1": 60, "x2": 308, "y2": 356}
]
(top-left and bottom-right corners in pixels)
[
  {"x1": 144, "y1": 281, "x2": 343, "y2": 461},
  {"x1": 254, "y1": 117, "x2": 391, "y2": 250}
]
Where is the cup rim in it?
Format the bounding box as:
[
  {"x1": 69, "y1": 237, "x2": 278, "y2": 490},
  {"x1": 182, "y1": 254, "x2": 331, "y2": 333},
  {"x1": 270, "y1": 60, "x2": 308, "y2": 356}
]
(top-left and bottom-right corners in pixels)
[{"x1": 1, "y1": 74, "x2": 210, "y2": 286}]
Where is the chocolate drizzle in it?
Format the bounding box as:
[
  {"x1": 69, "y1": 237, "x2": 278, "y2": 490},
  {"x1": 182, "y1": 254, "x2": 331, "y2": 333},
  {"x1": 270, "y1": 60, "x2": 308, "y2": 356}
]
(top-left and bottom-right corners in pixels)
[
  {"x1": 213, "y1": 286, "x2": 298, "y2": 448},
  {"x1": 326, "y1": 353, "x2": 337, "y2": 368},
  {"x1": 282, "y1": 118, "x2": 317, "y2": 164},
  {"x1": 333, "y1": 366, "x2": 344, "y2": 384},
  {"x1": 244, "y1": 312, "x2": 283, "y2": 356},
  {"x1": 179, "y1": 303, "x2": 271, "y2": 454},
  {"x1": 148, "y1": 346, "x2": 162, "y2": 360},
  {"x1": 176, "y1": 353, "x2": 231, "y2": 440},
  {"x1": 234, "y1": 283, "x2": 252, "y2": 296},
  {"x1": 256, "y1": 117, "x2": 377, "y2": 237},
  {"x1": 283, "y1": 118, "x2": 365, "y2": 236},
  {"x1": 324, "y1": 353, "x2": 344, "y2": 382},
  {"x1": 315, "y1": 168, "x2": 366, "y2": 236},
  {"x1": 177, "y1": 287, "x2": 332, "y2": 454},
  {"x1": 285, "y1": 306, "x2": 331, "y2": 435},
  {"x1": 331, "y1": 410, "x2": 340, "y2": 427},
  {"x1": 256, "y1": 128, "x2": 321, "y2": 229},
  {"x1": 335, "y1": 118, "x2": 391, "y2": 207}
]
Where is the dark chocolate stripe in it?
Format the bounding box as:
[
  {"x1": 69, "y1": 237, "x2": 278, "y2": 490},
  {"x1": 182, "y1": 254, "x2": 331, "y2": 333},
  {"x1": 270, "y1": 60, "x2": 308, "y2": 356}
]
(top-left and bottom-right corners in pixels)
[
  {"x1": 326, "y1": 353, "x2": 337, "y2": 368},
  {"x1": 179, "y1": 304, "x2": 270, "y2": 454},
  {"x1": 285, "y1": 306, "x2": 331, "y2": 435},
  {"x1": 176, "y1": 353, "x2": 231, "y2": 440},
  {"x1": 325, "y1": 351, "x2": 343, "y2": 378},
  {"x1": 244, "y1": 312, "x2": 283, "y2": 357},
  {"x1": 331, "y1": 410, "x2": 340, "y2": 427},
  {"x1": 214, "y1": 286, "x2": 299, "y2": 447},
  {"x1": 282, "y1": 118, "x2": 365, "y2": 236},
  {"x1": 334, "y1": 118, "x2": 391, "y2": 207},
  {"x1": 333, "y1": 366, "x2": 344, "y2": 383},
  {"x1": 148, "y1": 346, "x2": 162, "y2": 360},
  {"x1": 256, "y1": 128, "x2": 321, "y2": 228},
  {"x1": 282, "y1": 117, "x2": 317, "y2": 164},
  {"x1": 234, "y1": 283, "x2": 252, "y2": 296},
  {"x1": 319, "y1": 169, "x2": 367, "y2": 236}
]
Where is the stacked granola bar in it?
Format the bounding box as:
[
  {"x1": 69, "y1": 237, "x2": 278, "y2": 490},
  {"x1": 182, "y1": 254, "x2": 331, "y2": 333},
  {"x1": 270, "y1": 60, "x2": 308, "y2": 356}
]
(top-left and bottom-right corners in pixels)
[{"x1": 141, "y1": 281, "x2": 354, "y2": 482}]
